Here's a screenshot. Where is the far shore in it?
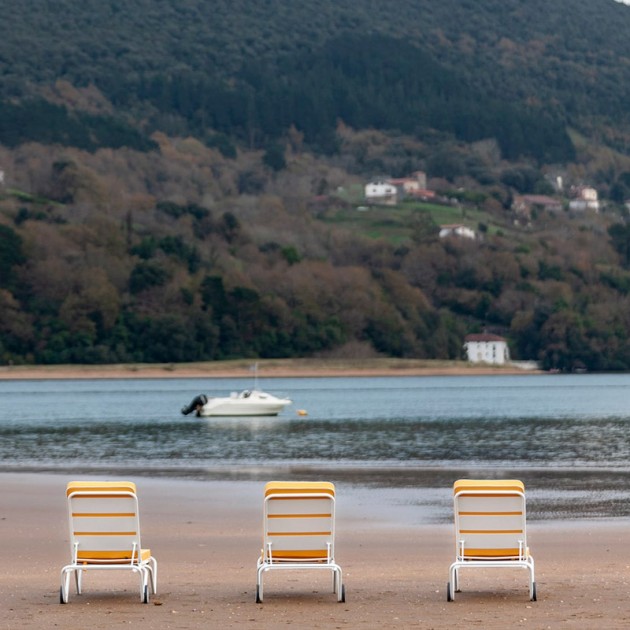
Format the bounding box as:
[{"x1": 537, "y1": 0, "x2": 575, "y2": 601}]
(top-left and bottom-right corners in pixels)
[{"x1": 0, "y1": 358, "x2": 542, "y2": 380}]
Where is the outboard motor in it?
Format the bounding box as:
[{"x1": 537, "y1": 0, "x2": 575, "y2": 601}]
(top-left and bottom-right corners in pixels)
[{"x1": 181, "y1": 394, "x2": 208, "y2": 416}]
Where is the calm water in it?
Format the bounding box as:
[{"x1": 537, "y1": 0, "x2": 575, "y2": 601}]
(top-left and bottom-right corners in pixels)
[{"x1": 2, "y1": 373, "x2": 630, "y2": 520}]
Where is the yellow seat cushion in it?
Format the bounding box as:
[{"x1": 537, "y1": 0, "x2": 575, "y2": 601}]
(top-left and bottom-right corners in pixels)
[{"x1": 76, "y1": 548, "x2": 152, "y2": 563}]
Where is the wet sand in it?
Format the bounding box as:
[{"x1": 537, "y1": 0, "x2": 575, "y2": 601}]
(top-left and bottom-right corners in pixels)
[{"x1": 1, "y1": 473, "x2": 628, "y2": 629}]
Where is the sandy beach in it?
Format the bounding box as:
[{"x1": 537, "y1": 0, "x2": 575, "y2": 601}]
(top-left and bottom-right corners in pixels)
[
  {"x1": 0, "y1": 358, "x2": 540, "y2": 380},
  {"x1": 1, "y1": 473, "x2": 628, "y2": 629}
]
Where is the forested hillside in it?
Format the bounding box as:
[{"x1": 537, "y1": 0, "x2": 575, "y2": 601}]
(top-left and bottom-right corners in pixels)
[
  {"x1": 3, "y1": 0, "x2": 630, "y2": 159},
  {"x1": 3, "y1": 0, "x2": 630, "y2": 370}
]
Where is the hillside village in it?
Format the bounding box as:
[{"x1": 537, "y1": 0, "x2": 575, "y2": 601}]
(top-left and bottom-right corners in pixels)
[{"x1": 362, "y1": 170, "x2": 604, "y2": 241}]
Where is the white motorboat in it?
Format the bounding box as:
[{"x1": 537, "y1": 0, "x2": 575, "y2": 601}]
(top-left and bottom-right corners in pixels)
[{"x1": 181, "y1": 389, "x2": 292, "y2": 417}]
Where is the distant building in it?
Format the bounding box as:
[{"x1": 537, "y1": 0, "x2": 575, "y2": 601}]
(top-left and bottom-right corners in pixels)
[
  {"x1": 439, "y1": 224, "x2": 476, "y2": 240},
  {"x1": 365, "y1": 171, "x2": 430, "y2": 206},
  {"x1": 569, "y1": 186, "x2": 599, "y2": 212},
  {"x1": 407, "y1": 188, "x2": 436, "y2": 201},
  {"x1": 388, "y1": 171, "x2": 427, "y2": 196},
  {"x1": 512, "y1": 194, "x2": 563, "y2": 221},
  {"x1": 464, "y1": 333, "x2": 510, "y2": 365},
  {"x1": 364, "y1": 180, "x2": 398, "y2": 206}
]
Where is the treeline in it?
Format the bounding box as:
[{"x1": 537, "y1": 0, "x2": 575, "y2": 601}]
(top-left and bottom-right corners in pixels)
[{"x1": 0, "y1": 101, "x2": 156, "y2": 152}]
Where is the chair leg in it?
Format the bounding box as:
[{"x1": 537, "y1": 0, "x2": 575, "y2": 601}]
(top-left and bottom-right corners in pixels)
[
  {"x1": 60, "y1": 569, "x2": 71, "y2": 604},
  {"x1": 529, "y1": 564, "x2": 536, "y2": 601},
  {"x1": 74, "y1": 568, "x2": 82, "y2": 595},
  {"x1": 447, "y1": 563, "x2": 457, "y2": 601},
  {"x1": 256, "y1": 567, "x2": 264, "y2": 603},
  {"x1": 148, "y1": 558, "x2": 158, "y2": 595},
  {"x1": 140, "y1": 568, "x2": 150, "y2": 603},
  {"x1": 335, "y1": 568, "x2": 344, "y2": 602}
]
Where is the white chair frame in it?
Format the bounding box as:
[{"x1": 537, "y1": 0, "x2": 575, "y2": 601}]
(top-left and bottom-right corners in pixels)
[
  {"x1": 60, "y1": 489, "x2": 157, "y2": 604},
  {"x1": 256, "y1": 489, "x2": 344, "y2": 603},
  {"x1": 448, "y1": 488, "x2": 536, "y2": 602}
]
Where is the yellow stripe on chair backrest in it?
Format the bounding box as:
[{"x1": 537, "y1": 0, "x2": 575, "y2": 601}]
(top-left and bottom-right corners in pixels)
[
  {"x1": 263, "y1": 482, "x2": 335, "y2": 560},
  {"x1": 453, "y1": 479, "x2": 527, "y2": 559},
  {"x1": 453, "y1": 479, "x2": 524, "y2": 495},
  {"x1": 67, "y1": 481, "x2": 137, "y2": 497},
  {"x1": 264, "y1": 481, "x2": 335, "y2": 497},
  {"x1": 67, "y1": 481, "x2": 141, "y2": 562}
]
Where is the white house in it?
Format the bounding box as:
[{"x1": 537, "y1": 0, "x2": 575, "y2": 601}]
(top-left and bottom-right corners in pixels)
[
  {"x1": 464, "y1": 333, "x2": 510, "y2": 365},
  {"x1": 364, "y1": 180, "x2": 398, "y2": 206},
  {"x1": 439, "y1": 224, "x2": 476, "y2": 240},
  {"x1": 569, "y1": 186, "x2": 599, "y2": 212}
]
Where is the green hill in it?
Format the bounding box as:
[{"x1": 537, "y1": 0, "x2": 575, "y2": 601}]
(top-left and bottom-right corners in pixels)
[{"x1": 3, "y1": 0, "x2": 630, "y2": 371}]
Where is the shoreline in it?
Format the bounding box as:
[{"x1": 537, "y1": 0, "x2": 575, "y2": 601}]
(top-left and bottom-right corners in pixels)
[
  {"x1": 1, "y1": 472, "x2": 628, "y2": 628},
  {"x1": 0, "y1": 358, "x2": 542, "y2": 380},
  {"x1": 4, "y1": 464, "x2": 630, "y2": 522}
]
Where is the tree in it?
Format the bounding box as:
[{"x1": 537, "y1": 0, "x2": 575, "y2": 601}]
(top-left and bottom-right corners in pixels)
[
  {"x1": 262, "y1": 142, "x2": 287, "y2": 172},
  {"x1": 0, "y1": 289, "x2": 34, "y2": 358},
  {"x1": 201, "y1": 275, "x2": 227, "y2": 320},
  {"x1": 608, "y1": 222, "x2": 630, "y2": 267},
  {"x1": 0, "y1": 225, "x2": 25, "y2": 289},
  {"x1": 129, "y1": 262, "x2": 170, "y2": 294}
]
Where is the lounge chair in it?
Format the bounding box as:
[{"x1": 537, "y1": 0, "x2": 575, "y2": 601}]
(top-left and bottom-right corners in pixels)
[
  {"x1": 256, "y1": 481, "x2": 345, "y2": 603},
  {"x1": 447, "y1": 479, "x2": 536, "y2": 601},
  {"x1": 60, "y1": 481, "x2": 158, "y2": 604}
]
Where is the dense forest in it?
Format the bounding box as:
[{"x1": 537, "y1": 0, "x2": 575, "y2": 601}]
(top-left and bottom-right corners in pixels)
[
  {"x1": 3, "y1": 0, "x2": 630, "y2": 160},
  {"x1": 3, "y1": 0, "x2": 630, "y2": 370}
]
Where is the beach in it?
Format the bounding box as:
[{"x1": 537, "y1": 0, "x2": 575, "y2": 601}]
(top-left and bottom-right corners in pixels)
[
  {"x1": 0, "y1": 358, "x2": 540, "y2": 380},
  {"x1": 2, "y1": 473, "x2": 629, "y2": 629}
]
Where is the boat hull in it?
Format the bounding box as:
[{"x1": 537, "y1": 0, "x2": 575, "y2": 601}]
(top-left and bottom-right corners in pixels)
[
  {"x1": 194, "y1": 390, "x2": 292, "y2": 417},
  {"x1": 198, "y1": 403, "x2": 288, "y2": 417}
]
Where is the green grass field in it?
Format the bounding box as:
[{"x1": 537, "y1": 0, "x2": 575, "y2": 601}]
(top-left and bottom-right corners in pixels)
[{"x1": 319, "y1": 199, "x2": 495, "y2": 243}]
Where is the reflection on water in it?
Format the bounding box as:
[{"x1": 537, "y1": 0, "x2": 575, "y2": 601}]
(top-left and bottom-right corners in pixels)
[{"x1": 1, "y1": 373, "x2": 630, "y2": 519}]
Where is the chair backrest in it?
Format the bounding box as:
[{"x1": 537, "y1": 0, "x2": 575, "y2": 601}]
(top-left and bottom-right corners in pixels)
[
  {"x1": 453, "y1": 479, "x2": 527, "y2": 559},
  {"x1": 263, "y1": 481, "x2": 336, "y2": 561},
  {"x1": 66, "y1": 481, "x2": 142, "y2": 562}
]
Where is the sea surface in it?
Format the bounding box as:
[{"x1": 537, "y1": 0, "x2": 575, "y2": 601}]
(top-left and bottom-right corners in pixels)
[{"x1": 2, "y1": 373, "x2": 630, "y2": 521}]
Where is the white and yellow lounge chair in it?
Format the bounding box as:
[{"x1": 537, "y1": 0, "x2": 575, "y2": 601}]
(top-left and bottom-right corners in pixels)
[
  {"x1": 60, "y1": 481, "x2": 158, "y2": 604},
  {"x1": 447, "y1": 479, "x2": 536, "y2": 602},
  {"x1": 256, "y1": 481, "x2": 345, "y2": 603}
]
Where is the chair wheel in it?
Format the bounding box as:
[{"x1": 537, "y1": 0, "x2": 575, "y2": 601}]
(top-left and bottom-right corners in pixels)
[{"x1": 447, "y1": 582, "x2": 453, "y2": 602}]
